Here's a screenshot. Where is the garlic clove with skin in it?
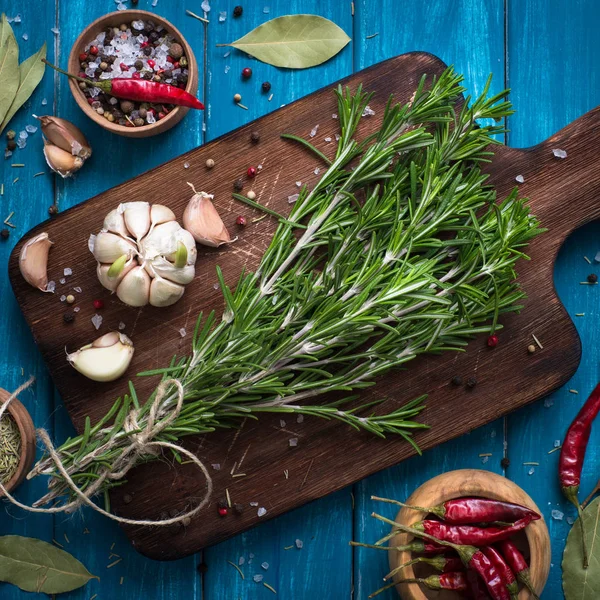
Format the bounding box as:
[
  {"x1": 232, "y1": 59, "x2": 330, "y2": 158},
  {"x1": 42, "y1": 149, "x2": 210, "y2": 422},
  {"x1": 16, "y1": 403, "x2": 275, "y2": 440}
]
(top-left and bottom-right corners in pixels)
[
  {"x1": 67, "y1": 332, "x2": 134, "y2": 382},
  {"x1": 19, "y1": 232, "x2": 53, "y2": 292},
  {"x1": 150, "y1": 204, "x2": 176, "y2": 227},
  {"x1": 43, "y1": 142, "x2": 84, "y2": 178},
  {"x1": 90, "y1": 232, "x2": 137, "y2": 264},
  {"x1": 183, "y1": 191, "x2": 232, "y2": 247},
  {"x1": 147, "y1": 257, "x2": 196, "y2": 285},
  {"x1": 149, "y1": 276, "x2": 185, "y2": 307},
  {"x1": 103, "y1": 208, "x2": 130, "y2": 238},
  {"x1": 116, "y1": 266, "x2": 151, "y2": 307},
  {"x1": 36, "y1": 115, "x2": 92, "y2": 159},
  {"x1": 122, "y1": 202, "x2": 151, "y2": 240}
]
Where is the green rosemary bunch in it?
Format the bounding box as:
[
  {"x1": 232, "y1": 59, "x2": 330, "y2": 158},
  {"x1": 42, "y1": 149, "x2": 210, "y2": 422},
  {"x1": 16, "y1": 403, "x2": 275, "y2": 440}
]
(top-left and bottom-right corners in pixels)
[{"x1": 30, "y1": 68, "x2": 542, "y2": 506}]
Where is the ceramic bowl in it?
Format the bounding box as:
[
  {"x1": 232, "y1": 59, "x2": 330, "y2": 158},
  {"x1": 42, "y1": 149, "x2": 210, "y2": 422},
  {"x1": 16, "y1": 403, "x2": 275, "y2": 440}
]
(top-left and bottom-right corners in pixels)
[
  {"x1": 387, "y1": 469, "x2": 551, "y2": 600},
  {"x1": 68, "y1": 10, "x2": 198, "y2": 138},
  {"x1": 0, "y1": 388, "x2": 36, "y2": 496}
]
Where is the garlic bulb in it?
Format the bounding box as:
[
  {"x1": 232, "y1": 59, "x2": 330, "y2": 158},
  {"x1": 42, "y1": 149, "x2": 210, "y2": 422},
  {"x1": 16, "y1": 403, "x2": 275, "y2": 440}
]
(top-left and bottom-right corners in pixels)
[
  {"x1": 67, "y1": 332, "x2": 134, "y2": 382},
  {"x1": 90, "y1": 202, "x2": 196, "y2": 308}
]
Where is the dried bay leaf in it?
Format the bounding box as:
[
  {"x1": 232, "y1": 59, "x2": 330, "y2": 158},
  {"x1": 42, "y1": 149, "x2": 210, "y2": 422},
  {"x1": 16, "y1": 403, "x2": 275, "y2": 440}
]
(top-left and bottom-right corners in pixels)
[
  {"x1": 0, "y1": 535, "x2": 97, "y2": 593},
  {"x1": 563, "y1": 497, "x2": 600, "y2": 599},
  {"x1": 0, "y1": 42, "x2": 46, "y2": 134},
  {"x1": 0, "y1": 18, "x2": 19, "y2": 125},
  {"x1": 218, "y1": 14, "x2": 351, "y2": 69}
]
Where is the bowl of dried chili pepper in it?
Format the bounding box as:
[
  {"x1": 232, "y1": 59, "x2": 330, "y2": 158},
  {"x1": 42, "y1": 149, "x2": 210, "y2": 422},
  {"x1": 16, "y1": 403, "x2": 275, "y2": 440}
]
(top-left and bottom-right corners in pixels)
[
  {"x1": 68, "y1": 10, "x2": 200, "y2": 138},
  {"x1": 381, "y1": 469, "x2": 551, "y2": 600}
]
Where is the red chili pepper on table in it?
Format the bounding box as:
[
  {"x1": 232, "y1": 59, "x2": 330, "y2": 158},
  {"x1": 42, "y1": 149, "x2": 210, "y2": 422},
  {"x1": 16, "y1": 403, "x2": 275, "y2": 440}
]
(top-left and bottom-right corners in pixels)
[
  {"x1": 372, "y1": 495, "x2": 541, "y2": 525},
  {"x1": 481, "y1": 546, "x2": 519, "y2": 600},
  {"x1": 497, "y1": 540, "x2": 540, "y2": 600},
  {"x1": 413, "y1": 516, "x2": 533, "y2": 546},
  {"x1": 371, "y1": 514, "x2": 511, "y2": 600},
  {"x1": 42, "y1": 60, "x2": 204, "y2": 110},
  {"x1": 558, "y1": 382, "x2": 600, "y2": 569}
]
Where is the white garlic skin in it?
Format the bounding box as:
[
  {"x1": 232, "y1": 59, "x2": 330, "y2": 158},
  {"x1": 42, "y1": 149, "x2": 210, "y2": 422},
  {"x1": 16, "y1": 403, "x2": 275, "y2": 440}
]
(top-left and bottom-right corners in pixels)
[
  {"x1": 90, "y1": 202, "x2": 197, "y2": 308},
  {"x1": 67, "y1": 332, "x2": 134, "y2": 382}
]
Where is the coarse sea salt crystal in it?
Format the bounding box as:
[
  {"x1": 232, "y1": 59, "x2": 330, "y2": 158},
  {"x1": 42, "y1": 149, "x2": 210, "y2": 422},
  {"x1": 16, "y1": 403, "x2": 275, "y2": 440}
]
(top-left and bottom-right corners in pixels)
[
  {"x1": 261, "y1": 562, "x2": 269, "y2": 570},
  {"x1": 109, "y1": 97, "x2": 118, "y2": 105},
  {"x1": 238, "y1": 556, "x2": 245, "y2": 565},
  {"x1": 16, "y1": 138, "x2": 26, "y2": 149},
  {"x1": 132, "y1": 20, "x2": 145, "y2": 31},
  {"x1": 528, "y1": 467, "x2": 535, "y2": 475},
  {"x1": 287, "y1": 194, "x2": 299, "y2": 204},
  {"x1": 219, "y1": 11, "x2": 227, "y2": 21},
  {"x1": 73, "y1": 306, "x2": 81, "y2": 313},
  {"x1": 211, "y1": 463, "x2": 221, "y2": 470},
  {"x1": 314, "y1": 167, "x2": 320, "y2": 175},
  {"x1": 14, "y1": 14, "x2": 22, "y2": 23},
  {"x1": 257, "y1": 507, "x2": 267, "y2": 517},
  {"x1": 223, "y1": 51, "x2": 230, "y2": 58},
  {"x1": 551, "y1": 509, "x2": 564, "y2": 520},
  {"x1": 117, "y1": 3, "x2": 127, "y2": 10},
  {"x1": 91, "y1": 314, "x2": 103, "y2": 330},
  {"x1": 51, "y1": 27, "x2": 59, "y2": 35},
  {"x1": 60, "y1": 295, "x2": 66, "y2": 302},
  {"x1": 59, "y1": 278, "x2": 66, "y2": 285},
  {"x1": 253, "y1": 574, "x2": 263, "y2": 583},
  {"x1": 335, "y1": 134, "x2": 341, "y2": 141},
  {"x1": 332, "y1": 113, "x2": 338, "y2": 119},
  {"x1": 74, "y1": 286, "x2": 82, "y2": 293},
  {"x1": 4, "y1": 149, "x2": 12, "y2": 157},
  {"x1": 362, "y1": 105, "x2": 375, "y2": 117},
  {"x1": 201, "y1": 0, "x2": 211, "y2": 12},
  {"x1": 296, "y1": 414, "x2": 304, "y2": 424},
  {"x1": 22, "y1": 34, "x2": 28, "y2": 41},
  {"x1": 41, "y1": 98, "x2": 48, "y2": 105},
  {"x1": 309, "y1": 124, "x2": 319, "y2": 137},
  {"x1": 46, "y1": 281, "x2": 56, "y2": 293},
  {"x1": 250, "y1": 501, "x2": 258, "y2": 506},
  {"x1": 179, "y1": 328, "x2": 187, "y2": 337},
  {"x1": 544, "y1": 398, "x2": 554, "y2": 408},
  {"x1": 118, "y1": 321, "x2": 126, "y2": 330},
  {"x1": 184, "y1": 162, "x2": 190, "y2": 169},
  {"x1": 481, "y1": 456, "x2": 489, "y2": 464},
  {"x1": 295, "y1": 539, "x2": 303, "y2": 549},
  {"x1": 19, "y1": 130, "x2": 28, "y2": 140},
  {"x1": 552, "y1": 148, "x2": 567, "y2": 159},
  {"x1": 289, "y1": 438, "x2": 298, "y2": 447},
  {"x1": 554, "y1": 440, "x2": 561, "y2": 448},
  {"x1": 567, "y1": 516, "x2": 575, "y2": 525},
  {"x1": 152, "y1": 0, "x2": 158, "y2": 7},
  {"x1": 515, "y1": 174, "x2": 524, "y2": 183},
  {"x1": 213, "y1": 283, "x2": 219, "y2": 289},
  {"x1": 146, "y1": 112, "x2": 156, "y2": 124},
  {"x1": 295, "y1": 181, "x2": 302, "y2": 187},
  {"x1": 263, "y1": 6, "x2": 270, "y2": 13},
  {"x1": 324, "y1": 136, "x2": 332, "y2": 142},
  {"x1": 280, "y1": 419, "x2": 286, "y2": 427},
  {"x1": 25, "y1": 125, "x2": 37, "y2": 134}
]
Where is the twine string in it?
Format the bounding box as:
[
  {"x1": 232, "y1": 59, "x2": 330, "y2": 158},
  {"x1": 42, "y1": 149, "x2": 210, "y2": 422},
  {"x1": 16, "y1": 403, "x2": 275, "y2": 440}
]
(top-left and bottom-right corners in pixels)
[{"x1": 0, "y1": 377, "x2": 213, "y2": 527}]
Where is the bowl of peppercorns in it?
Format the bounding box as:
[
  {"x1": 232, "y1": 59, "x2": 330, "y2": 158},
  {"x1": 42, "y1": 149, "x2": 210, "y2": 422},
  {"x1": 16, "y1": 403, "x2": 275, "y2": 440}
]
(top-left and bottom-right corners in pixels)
[{"x1": 68, "y1": 10, "x2": 198, "y2": 137}]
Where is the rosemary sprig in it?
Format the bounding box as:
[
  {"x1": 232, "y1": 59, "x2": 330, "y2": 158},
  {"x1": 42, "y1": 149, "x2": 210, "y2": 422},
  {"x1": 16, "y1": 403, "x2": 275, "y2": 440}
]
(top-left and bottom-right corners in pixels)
[{"x1": 30, "y1": 68, "x2": 542, "y2": 505}]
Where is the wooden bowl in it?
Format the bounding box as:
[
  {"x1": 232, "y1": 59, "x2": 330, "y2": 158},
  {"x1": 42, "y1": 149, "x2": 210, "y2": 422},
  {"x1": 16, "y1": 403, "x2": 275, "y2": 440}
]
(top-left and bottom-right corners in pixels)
[
  {"x1": 67, "y1": 10, "x2": 199, "y2": 138},
  {"x1": 388, "y1": 469, "x2": 551, "y2": 600},
  {"x1": 0, "y1": 388, "x2": 36, "y2": 496}
]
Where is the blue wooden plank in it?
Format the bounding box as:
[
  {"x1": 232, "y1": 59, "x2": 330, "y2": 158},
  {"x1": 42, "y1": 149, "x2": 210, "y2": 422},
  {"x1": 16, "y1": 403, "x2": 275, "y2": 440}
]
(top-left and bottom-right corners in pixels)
[
  {"x1": 203, "y1": 2, "x2": 355, "y2": 598},
  {"x1": 0, "y1": 2, "x2": 59, "y2": 599},
  {"x1": 507, "y1": 3, "x2": 600, "y2": 598},
  {"x1": 352, "y1": 1, "x2": 507, "y2": 597}
]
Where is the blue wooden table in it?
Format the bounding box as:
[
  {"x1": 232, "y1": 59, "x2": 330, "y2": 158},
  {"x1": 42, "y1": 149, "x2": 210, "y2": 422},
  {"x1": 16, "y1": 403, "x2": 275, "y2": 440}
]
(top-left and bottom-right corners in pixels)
[{"x1": 0, "y1": 1, "x2": 598, "y2": 598}]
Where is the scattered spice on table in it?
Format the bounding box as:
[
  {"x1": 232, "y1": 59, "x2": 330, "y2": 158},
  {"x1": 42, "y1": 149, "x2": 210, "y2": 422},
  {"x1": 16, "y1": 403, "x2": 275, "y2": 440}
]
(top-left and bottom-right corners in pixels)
[
  {"x1": 0, "y1": 412, "x2": 21, "y2": 484},
  {"x1": 584, "y1": 255, "x2": 592, "y2": 264},
  {"x1": 531, "y1": 333, "x2": 543, "y2": 349},
  {"x1": 227, "y1": 560, "x2": 244, "y2": 580},
  {"x1": 185, "y1": 9, "x2": 210, "y2": 24},
  {"x1": 569, "y1": 389, "x2": 579, "y2": 394}
]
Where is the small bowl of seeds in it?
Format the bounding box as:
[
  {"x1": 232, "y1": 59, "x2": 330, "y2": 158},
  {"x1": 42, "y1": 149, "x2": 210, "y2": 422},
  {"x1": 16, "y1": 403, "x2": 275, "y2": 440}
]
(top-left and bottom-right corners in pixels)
[
  {"x1": 68, "y1": 10, "x2": 198, "y2": 138},
  {"x1": 0, "y1": 388, "x2": 36, "y2": 496}
]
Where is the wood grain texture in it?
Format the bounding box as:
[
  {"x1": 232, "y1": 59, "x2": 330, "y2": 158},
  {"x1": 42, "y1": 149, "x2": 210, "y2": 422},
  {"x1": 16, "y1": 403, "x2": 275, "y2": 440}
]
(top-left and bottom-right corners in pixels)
[
  {"x1": 8, "y1": 48, "x2": 594, "y2": 561},
  {"x1": 387, "y1": 470, "x2": 550, "y2": 600}
]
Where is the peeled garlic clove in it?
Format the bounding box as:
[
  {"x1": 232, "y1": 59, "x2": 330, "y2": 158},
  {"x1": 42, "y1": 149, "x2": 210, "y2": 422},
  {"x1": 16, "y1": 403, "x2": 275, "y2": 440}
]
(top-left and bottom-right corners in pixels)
[
  {"x1": 90, "y1": 232, "x2": 137, "y2": 264},
  {"x1": 37, "y1": 115, "x2": 92, "y2": 159},
  {"x1": 116, "y1": 266, "x2": 150, "y2": 307},
  {"x1": 148, "y1": 256, "x2": 196, "y2": 285},
  {"x1": 149, "y1": 276, "x2": 185, "y2": 307},
  {"x1": 103, "y1": 208, "x2": 130, "y2": 238},
  {"x1": 43, "y1": 142, "x2": 84, "y2": 178},
  {"x1": 183, "y1": 191, "x2": 231, "y2": 247},
  {"x1": 67, "y1": 332, "x2": 134, "y2": 382},
  {"x1": 97, "y1": 256, "x2": 135, "y2": 292},
  {"x1": 123, "y1": 202, "x2": 151, "y2": 240},
  {"x1": 19, "y1": 232, "x2": 53, "y2": 292},
  {"x1": 150, "y1": 204, "x2": 176, "y2": 226}
]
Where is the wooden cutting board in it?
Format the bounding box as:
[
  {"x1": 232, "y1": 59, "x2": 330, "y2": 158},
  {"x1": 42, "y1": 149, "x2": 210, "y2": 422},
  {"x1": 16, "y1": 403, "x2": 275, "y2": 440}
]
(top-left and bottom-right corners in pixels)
[{"x1": 9, "y1": 52, "x2": 599, "y2": 560}]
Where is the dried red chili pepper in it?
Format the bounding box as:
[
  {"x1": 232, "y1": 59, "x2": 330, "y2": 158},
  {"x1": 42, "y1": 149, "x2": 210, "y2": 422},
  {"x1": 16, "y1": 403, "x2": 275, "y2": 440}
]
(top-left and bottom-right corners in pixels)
[
  {"x1": 558, "y1": 382, "x2": 600, "y2": 569},
  {"x1": 497, "y1": 540, "x2": 540, "y2": 600},
  {"x1": 395, "y1": 572, "x2": 468, "y2": 592},
  {"x1": 372, "y1": 495, "x2": 540, "y2": 525},
  {"x1": 467, "y1": 570, "x2": 493, "y2": 599},
  {"x1": 43, "y1": 60, "x2": 204, "y2": 110},
  {"x1": 413, "y1": 515, "x2": 533, "y2": 546},
  {"x1": 397, "y1": 554, "x2": 464, "y2": 574},
  {"x1": 482, "y1": 546, "x2": 519, "y2": 600},
  {"x1": 372, "y1": 514, "x2": 510, "y2": 600}
]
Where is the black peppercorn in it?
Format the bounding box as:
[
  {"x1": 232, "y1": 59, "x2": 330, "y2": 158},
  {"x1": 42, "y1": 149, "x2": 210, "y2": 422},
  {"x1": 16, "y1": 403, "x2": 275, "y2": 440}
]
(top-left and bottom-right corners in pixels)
[
  {"x1": 135, "y1": 59, "x2": 144, "y2": 70},
  {"x1": 63, "y1": 311, "x2": 75, "y2": 324},
  {"x1": 149, "y1": 31, "x2": 159, "y2": 43},
  {"x1": 123, "y1": 493, "x2": 133, "y2": 504},
  {"x1": 233, "y1": 5, "x2": 243, "y2": 17},
  {"x1": 7, "y1": 139, "x2": 17, "y2": 151},
  {"x1": 466, "y1": 376, "x2": 477, "y2": 389},
  {"x1": 163, "y1": 69, "x2": 173, "y2": 79},
  {"x1": 450, "y1": 375, "x2": 463, "y2": 386},
  {"x1": 0, "y1": 229, "x2": 9, "y2": 240},
  {"x1": 48, "y1": 205, "x2": 58, "y2": 216},
  {"x1": 132, "y1": 0, "x2": 139, "y2": 5},
  {"x1": 500, "y1": 457, "x2": 510, "y2": 469},
  {"x1": 197, "y1": 562, "x2": 209, "y2": 575},
  {"x1": 233, "y1": 178, "x2": 244, "y2": 192},
  {"x1": 261, "y1": 81, "x2": 271, "y2": 93},
  {"x1": 143, "y1": 46, "x2": 153, "y2": 56},
  {"x1": 233, "y1": 503, "x2": 244, "y2": 515},
  {"x1": 588, "y1": 273, "x2": 598, "y2": 283},
  {"x1": 217, "y1": 499, "x2": 228, "y2": 509},
  {"x1": 250, "y1": 131, "x2": 260, "y2": 143}
]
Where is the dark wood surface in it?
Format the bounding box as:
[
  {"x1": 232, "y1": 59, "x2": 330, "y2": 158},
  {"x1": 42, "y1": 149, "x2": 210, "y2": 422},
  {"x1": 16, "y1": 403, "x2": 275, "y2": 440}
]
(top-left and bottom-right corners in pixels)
[{"x1": 8, "y1": 52, "x2": 596, "y2": 560}]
